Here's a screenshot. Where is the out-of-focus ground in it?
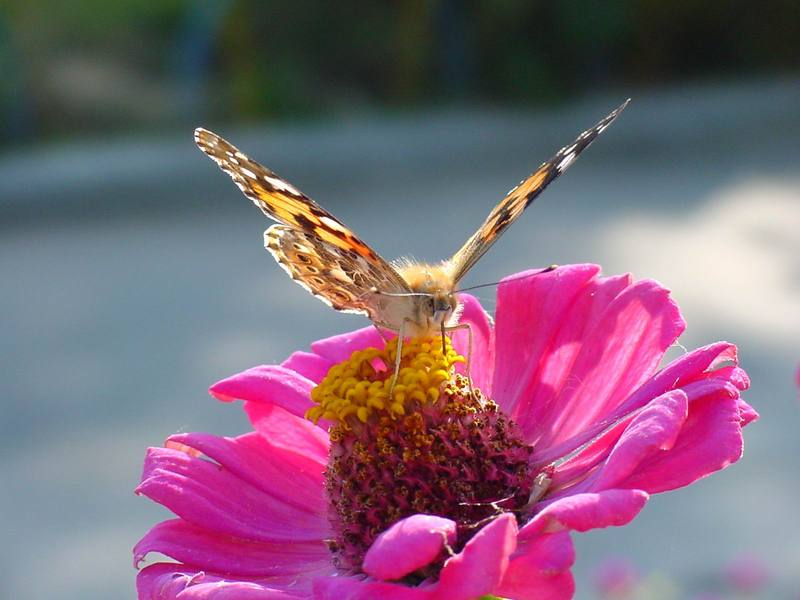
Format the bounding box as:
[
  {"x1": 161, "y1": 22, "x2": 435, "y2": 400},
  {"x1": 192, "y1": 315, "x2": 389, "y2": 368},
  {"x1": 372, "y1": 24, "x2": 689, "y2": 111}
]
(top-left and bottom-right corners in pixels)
[{"x1": 1, "y1": 78, "x2": 798, "y2": 599}]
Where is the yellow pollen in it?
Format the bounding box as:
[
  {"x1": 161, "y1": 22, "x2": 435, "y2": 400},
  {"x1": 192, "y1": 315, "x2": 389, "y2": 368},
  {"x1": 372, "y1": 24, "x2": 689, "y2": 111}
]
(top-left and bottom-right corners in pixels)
[{"x1": 306, "y1": 336, "x2": 465, "y2": 426}]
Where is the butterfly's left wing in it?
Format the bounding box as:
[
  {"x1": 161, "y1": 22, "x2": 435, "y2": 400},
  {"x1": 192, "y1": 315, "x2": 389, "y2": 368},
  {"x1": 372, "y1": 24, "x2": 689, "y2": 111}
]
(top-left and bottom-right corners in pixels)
[
  {"x1": 265, "y1": 224, "x2": 410, "y2": 319},
  {"x1": 194, "y1": 127, "x2": 412, "y2": 318},
  {"x1": 195, "y1": 128, "x2": 387, "y2": 264},
  {"x1": 446, "y1": 100, "x2": 629, "y2": 284}
]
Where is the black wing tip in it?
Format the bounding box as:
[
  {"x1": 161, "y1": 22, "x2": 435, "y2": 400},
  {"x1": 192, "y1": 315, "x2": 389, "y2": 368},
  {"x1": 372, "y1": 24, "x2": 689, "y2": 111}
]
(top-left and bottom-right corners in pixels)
[
  {"x1": 596, "y1": 98, "x2": 631, "y2": 131},
  {"x1": 194, "y1": 127, "x2": 231, "y2": 153}
]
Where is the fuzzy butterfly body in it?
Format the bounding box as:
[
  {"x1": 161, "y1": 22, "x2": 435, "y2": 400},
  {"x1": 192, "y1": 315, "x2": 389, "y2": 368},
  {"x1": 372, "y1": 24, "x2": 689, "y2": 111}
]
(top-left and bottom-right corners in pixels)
[{"x1": 195, "y1": 100, "x2": 628, "y2": 338}]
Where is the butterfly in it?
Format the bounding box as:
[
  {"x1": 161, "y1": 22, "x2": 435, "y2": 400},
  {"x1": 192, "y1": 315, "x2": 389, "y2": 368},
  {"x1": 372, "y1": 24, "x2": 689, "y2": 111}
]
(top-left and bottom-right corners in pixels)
[{"x1": 195, "y1": 100, "x2": 628, "y2": 353}]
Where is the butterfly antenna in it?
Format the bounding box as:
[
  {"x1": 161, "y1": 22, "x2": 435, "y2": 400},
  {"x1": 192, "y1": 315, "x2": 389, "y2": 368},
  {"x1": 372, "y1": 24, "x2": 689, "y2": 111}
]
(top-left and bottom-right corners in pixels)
[
  {"x1": 458, "y1": 265, "x2": 558, "y2": 293},
  {"x1": 359, "y1": 288, "x2": 434, "y2": 299}
]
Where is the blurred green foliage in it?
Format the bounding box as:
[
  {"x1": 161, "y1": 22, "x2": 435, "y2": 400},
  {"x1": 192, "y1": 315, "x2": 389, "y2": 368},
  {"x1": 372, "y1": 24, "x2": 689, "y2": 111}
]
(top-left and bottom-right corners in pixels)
[{"x1": 1, "y1": 0, "x2": 798, "y2": 142}]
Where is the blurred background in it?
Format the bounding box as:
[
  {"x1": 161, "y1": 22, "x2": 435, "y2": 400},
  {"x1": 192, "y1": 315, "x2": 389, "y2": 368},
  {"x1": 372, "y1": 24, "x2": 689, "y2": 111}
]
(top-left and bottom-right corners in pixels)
[{"x1": 1, "y1": 1, "x2": 798, "y2": 598}]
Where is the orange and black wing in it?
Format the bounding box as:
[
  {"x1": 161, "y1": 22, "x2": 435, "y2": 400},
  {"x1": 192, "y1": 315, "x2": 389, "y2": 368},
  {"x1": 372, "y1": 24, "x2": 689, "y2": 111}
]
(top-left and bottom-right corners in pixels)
[
  {"x1": 195, "y1": 128, "x2": 410, "y2": 313},
  {"x1": 447, "y1": 100, "x2": 629, "y2": 283}
]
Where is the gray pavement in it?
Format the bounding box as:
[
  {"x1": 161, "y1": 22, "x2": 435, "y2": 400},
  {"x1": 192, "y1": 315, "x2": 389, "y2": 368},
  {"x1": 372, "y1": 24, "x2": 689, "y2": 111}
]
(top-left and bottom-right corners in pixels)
[{"x1": 1, "y1": 78, "x2": 798, "y2": 599}]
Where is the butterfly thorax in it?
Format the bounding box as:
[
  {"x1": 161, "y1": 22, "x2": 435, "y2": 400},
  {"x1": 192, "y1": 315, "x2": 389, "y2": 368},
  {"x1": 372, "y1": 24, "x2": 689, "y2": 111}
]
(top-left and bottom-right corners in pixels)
[{"x1": 389, "y1": 262, "x2": 459, "y2": 337}]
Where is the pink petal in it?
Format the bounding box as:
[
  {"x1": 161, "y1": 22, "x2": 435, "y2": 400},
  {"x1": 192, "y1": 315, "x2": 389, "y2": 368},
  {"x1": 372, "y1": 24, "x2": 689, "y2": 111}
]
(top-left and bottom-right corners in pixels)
[
  {"x1": 450, "y1": 294, "x2": 495, "y2": 394},
  {"x1": 310, "y1": 326, "x2": 385, "y2": 363},
  {"x1": 136, "y1": 445, "x2": 328, "y2": 542},
  {"x1": 312, "y1": 577, "x2": 433, "y2": 600},
  {"x1": 622, "y1": 390, "x2": 745, "y2": 493},
  {"x1": 493, "y1": 264, "x2": 602, "y2": 417},
  {"x1": 738, "y1": 396, "x2": 759, "y2": 427},
  {"x1": 494, "y1": 265, "x2": 685, "y2": 452},
  {"x1": 363, "y1": 514, "x2": 456, "y2": 581},
  {"x1": 137, "y1": 563, "x2": 309, "y2": 599},
  {"x1": 532, "y1": 278, "x2": 683, "y2": 444},
  {"x1": 281, "y1": 350, "x2": 334, "y2": 384},
  {"x1": 166, "y1": 431, "x2": 326, "y2": 516},
  {"x1": 582, "y1": 390, "x2": 689, "y2": 492},
  {"x1": 435, "y1": 513, "x2": 517, "y2": 600},
  {"x1": 210, "y1": 365, "x2": 315, "y2": 418},
  {"x1": 533, "y1": 341, "x2": 748, "y2": 468},
  {"x1": 591, "y1": 557, "x2": 639, "y2": 597},
  {"x1": 244, "y1": 402, "x2": 329, "y2": 463},
  {"x1": 134, "y1": 519, "x2": 333, "y2": 578},
  {"x1": 519, "y1": 489, "x2": 649, "y2": 541},
  {"x1": 546, "y1": 414, "x2": 633, "y2": 493},
  {"x1": 495, "y1": 532, "x2": 576, "y2": 600},
  {"x1": 612, "y1": 342, "x2": 746, "y2": 422},
  {"x1": 725, "y1": 553, "x2": 770, "y2": 592},
  {"x1": 549, "y1": 362, "x2": 752, "y2": 496}
]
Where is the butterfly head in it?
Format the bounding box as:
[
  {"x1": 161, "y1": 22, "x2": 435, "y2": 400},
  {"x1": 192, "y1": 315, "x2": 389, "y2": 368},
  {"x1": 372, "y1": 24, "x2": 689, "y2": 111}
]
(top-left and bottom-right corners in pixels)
[
  {"x1": 390, "y1": 263, "x2": 460, "y2": 335},
  {"x1": 428, "y1": 290, "x2": 458, "y2": 328}
]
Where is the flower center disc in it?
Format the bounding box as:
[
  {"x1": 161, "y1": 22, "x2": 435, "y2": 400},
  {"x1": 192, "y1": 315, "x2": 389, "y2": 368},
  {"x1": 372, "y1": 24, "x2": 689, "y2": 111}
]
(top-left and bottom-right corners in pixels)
[{"x1": 309, "y1": 337, "x2": 536, "y2": 578}]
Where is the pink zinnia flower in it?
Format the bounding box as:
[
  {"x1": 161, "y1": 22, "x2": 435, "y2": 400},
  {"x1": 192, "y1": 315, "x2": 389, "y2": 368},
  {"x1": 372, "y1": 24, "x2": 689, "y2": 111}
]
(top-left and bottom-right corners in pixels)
[
  {"x1": 134, "y1": 264, "x2": 756, "y2": 599},
  {"x1": 724, "y1": 553, "x2": 770, "y2": 593},
  {"x1": 591, "y1": 557, "x2": 638, "y2": 598}
]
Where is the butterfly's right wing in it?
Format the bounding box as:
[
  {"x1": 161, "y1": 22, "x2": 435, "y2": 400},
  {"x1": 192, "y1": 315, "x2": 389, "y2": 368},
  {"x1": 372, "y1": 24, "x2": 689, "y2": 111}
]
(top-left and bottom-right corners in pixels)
[
  {"x1": 446, "y1": 100, "x2": 629, "y2": 284},
  {"x1": 265, "y1": 225, "x2": 410, "y2": 318}
]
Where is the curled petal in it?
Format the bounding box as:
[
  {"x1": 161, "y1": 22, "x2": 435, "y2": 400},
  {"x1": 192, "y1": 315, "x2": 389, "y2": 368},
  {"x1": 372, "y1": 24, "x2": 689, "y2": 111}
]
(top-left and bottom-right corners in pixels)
[
  {"x1": 622, "y1": 390, "x2": 745, "y2": 493},
  {"x1": 534, "y1": 341, "x2": 751, "y2": 468},
  {"x1": 584, "y1": 390, "x2": 688, "y2": 492},
  {"x1": 496, "y1": 532, "x2": 576, "y2": 600},
  {"x1": 435, "y1": 513, "x2": 518, "y2": 600},
  {"x1": 363, "y1": 515, "x2": 456, "y2": 581},
  {"x1": 519, "y1": 489, "x2": 649, "y2": 540},
  {"x1": 550, "y1": 362, "x2": 753, "y2": 495}
]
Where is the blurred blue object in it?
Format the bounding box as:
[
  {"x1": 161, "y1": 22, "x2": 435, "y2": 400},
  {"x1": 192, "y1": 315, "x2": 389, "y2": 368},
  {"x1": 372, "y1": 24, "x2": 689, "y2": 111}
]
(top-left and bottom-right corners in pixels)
[
  {"x1": 0, "y1": 15, "x2": 35, "y2": 142},
  {"x1": 171, "y1": 1, "x2": 233, "y2": 122}
]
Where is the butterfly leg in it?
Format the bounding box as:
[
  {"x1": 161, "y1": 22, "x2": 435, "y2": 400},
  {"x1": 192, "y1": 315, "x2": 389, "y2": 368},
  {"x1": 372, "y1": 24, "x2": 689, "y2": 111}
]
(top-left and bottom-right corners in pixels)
[
  {"x1": 388, "y1": 320, "x2": 408, "y2": 400},
  {"x1": 373, "y1": 323, "x2": 392, "y2": 345}
]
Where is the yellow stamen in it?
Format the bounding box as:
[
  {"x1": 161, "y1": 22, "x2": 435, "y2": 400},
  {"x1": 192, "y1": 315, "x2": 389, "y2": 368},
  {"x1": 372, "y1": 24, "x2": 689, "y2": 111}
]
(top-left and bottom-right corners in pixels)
[{"x1": 305, "y1": 336, "x2": 465, "y2": 426}]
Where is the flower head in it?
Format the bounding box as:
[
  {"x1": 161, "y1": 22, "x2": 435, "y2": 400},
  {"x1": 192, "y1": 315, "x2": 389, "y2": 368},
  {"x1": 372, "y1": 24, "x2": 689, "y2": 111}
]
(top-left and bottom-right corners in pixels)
[
  {"x1": 315, "y1": 336, "x2": 538, "y2": 576},
  {"x1": 135, "y1": 264, "x2": 756, "y2": 599}
]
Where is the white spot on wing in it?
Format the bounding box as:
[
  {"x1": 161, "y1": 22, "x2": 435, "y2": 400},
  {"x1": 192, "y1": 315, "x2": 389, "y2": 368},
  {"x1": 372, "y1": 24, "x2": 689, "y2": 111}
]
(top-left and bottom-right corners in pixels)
[
  {"x1": 265, "y1": 175, "x2": 301, "y2": 195},
  {"x1": 329, "y1": 267, "x2": 352, "y2": 283},
  {"x1": 557, "y1": 152, "x2": 577, "y2": 172},
  {"x1": 319, "y1": 216, "x2": 345, "y2": 231}
]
